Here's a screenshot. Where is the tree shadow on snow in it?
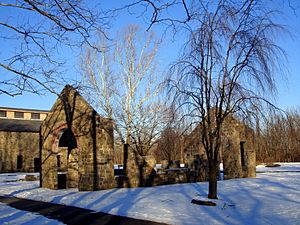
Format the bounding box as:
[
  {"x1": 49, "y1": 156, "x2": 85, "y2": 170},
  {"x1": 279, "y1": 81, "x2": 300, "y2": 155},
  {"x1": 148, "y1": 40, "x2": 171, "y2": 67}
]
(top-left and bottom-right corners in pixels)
[{"x1": 217, "y1": 176, "x2": 300, "y2": 224}]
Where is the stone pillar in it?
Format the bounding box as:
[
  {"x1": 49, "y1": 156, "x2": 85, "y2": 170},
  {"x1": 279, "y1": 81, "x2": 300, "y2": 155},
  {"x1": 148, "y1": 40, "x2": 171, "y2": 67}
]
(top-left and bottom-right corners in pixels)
[
  {"x1": 223, "y1": 138, "x2": 243, "y2": 179},
  {"x1": 244, "y1": 141, "x2": 256, "y2": 178},
  {"x1": 67, "y1": 148, "x2": 78, "y2": 188}
]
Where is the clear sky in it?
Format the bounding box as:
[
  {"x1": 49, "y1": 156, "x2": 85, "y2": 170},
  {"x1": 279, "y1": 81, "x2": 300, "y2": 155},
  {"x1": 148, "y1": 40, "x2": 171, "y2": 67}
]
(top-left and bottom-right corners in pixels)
[
  {"x1": 0, "y1": 1, "x2": 299, "y2": 111},
  {"x1": 273, "y1": 0, "x2": 300, "y2": 110}
]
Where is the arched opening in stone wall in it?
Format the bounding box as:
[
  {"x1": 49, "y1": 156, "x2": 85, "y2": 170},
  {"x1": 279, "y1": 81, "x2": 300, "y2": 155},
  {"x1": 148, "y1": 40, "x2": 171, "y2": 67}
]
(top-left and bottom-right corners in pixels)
[
  {"x1": 59, "y1": 128, "x2": 77, "y2": 149},
  {"x1": 56, "y1": 128, "x2": 79, "y2": 189}
]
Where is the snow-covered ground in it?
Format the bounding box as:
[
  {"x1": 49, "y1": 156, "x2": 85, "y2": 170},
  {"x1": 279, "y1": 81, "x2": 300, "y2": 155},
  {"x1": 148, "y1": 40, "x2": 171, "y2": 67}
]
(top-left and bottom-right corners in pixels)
[
  {"x1": 0, "y1": 172, "x2": 39, "y2": 183},
  {"x1": 0, "y1": 202, "x2": 65, "y2": 225},
  {"x1": 256, "y1": 162, "x2": 300, "y2": 173},
  {"x1": 0, "y1": 163, "x2": 299, "y2": 225}
]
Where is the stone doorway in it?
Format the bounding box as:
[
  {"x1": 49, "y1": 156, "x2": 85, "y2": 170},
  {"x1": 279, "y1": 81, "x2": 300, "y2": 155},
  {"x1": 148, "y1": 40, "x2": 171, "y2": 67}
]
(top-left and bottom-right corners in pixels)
[{"x1": 56, "y1": 128, "x2": 79, "y2": 189}]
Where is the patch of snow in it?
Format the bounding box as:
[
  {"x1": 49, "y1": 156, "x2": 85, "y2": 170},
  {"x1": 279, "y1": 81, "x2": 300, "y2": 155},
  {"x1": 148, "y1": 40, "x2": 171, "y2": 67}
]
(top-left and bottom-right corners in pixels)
[
  {"x1": 0, "y1": 173, "x2": 39, "y2": 183},
  {"x1": 256, "y1": 162, "x2": 300, "y2": 173},
  {"x1": 0, "y1": 164, "x2": 299, "y2": 225}
]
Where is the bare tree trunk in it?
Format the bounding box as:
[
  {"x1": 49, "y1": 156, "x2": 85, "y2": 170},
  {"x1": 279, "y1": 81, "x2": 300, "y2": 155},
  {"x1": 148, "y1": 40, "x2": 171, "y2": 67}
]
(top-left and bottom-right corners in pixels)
[{"x1": 208, "y1": 160, "x2": 219, "y2": 199}]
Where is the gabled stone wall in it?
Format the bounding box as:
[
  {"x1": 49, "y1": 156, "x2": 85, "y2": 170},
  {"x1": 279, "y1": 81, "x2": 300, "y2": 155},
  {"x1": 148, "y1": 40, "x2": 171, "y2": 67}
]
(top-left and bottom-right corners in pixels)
[{"x1": 40, "y1": 85, "x2": 115, "y2": 191}]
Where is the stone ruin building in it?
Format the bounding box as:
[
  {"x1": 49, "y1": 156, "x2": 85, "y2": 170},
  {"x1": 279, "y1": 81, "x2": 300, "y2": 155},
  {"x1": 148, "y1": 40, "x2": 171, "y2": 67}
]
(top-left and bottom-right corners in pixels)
[
  {"x1": 0, "y1": 107, "x2": 48, "y2": 173},
  {"x1": 40, "y1": 85, "x2": 115, "y2": 191},
  {"x1": 122, "y1": 112, "x2": 256, "y2": 187},
  {"x1": 184, "y1": 115, "x2": 256, "y2": 181},
  {"x1": 38, "y1": 85, "x2": 193, "y2": 189},
  {"x1": 0, "y1": 84, "x2": 256, "y2": 191}
]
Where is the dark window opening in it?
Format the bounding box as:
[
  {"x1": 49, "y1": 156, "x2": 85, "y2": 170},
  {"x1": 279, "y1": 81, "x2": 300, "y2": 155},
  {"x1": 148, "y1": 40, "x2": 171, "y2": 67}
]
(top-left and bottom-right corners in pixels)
[
  {"x1": 59, "y1": 128, "x2": 77, "y2": 149},
  {"x1": 57, "y1": 155, "x2": 61, "y2": 168},
  {"x1": 0, "y1": 110, "x2": 7, "y2": 118},
  {"x1": 17, "y1": 155, "x2": 23, "y2": 170},
  {"x1": 34, "y1": 158, "x2": 40, "y2": 172},
  {"x1": 57, "y1": 173, "x2": 67, "y2": 189},
  {"x1": 240, "y1": 141, "x2": 245, "y2": 167},
  {"x1": 14, "y1": 111, "x2": 24, "y2": 118},
  {"x1": 31, "y1": 113, "x2": 40, "y2": 120}
]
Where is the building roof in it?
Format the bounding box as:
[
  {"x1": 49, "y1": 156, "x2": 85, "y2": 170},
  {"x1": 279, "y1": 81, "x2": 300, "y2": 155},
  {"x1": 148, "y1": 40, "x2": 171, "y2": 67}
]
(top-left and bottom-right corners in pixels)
[
  {"x1": 0, "y1": 119, "x2": 42, "y2": 132},
  {"x1": 0, "y1": 106, "x2": 49, "y2": 113}
]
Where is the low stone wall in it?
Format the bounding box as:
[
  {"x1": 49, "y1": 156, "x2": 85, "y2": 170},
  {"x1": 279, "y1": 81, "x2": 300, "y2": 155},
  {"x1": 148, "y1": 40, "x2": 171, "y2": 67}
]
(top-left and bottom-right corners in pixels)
[{"x1": 116, "y1": 167, "x2": 192, "y2": 188}]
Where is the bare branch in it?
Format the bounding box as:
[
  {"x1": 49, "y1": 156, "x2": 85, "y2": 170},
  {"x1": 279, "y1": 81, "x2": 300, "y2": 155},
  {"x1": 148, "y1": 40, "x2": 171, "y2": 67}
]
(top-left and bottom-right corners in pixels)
[{"x1": 0, "y1": 0, "x2": 110, "y2": 96}]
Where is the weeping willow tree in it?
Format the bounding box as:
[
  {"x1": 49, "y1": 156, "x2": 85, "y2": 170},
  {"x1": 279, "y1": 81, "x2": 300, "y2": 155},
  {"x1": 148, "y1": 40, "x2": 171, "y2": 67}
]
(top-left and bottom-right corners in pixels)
[{"x1": 169, "y1": 0, "x2": 287, "y2": 199}]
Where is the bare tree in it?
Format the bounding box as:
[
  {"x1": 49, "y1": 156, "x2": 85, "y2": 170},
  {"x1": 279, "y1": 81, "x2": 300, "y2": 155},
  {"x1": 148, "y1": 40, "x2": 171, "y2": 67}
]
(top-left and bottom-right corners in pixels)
[
  {"x1": 122, "y1": 0, "x2": 298, "y2": 31},
  {"x1": 0, "y1": 0, "x2": 109, "y2": 96},
  {"x1": 257, "y1": 109, "x2": 300, "y2": 163},
  {"x1": 286, "y1": 110, "x2": 300, "y2": 161},
  {"x1": 153, "y1": 106, "x2": 186, "y2": 162},
  {"x1": 154, "y1": 126, "x2": 183, "y2": 162},
  {"x1": 117, "y1": 0, "x2": 193, "y2": 32},
  {"x1": 131, "y1": 103, "x2": 165, "y2": 157},
  {"x1": 113, "y1": 25, "x2": 162, "y2": 149},
  {"x1": 1, "y1": 0, "x2": 296, "y2": 97},
  {"x1": 80, "y1": 35, "x2": 115, "y2": 118},
  {"x1": 81, "y1": 25, "x2": 164, "y2": 167},
  {"x1": 168, "y1": 0, "x2": 287, "y2": 199}
]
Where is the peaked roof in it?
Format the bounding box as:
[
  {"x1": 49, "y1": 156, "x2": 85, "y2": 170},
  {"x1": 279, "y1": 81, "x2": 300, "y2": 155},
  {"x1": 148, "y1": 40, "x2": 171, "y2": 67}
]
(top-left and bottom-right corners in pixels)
[
  {"x1": 48, "y1": 84, "x2": 99, "y2": 116},
  {"x1": 0, "y1": 119, "x2": 42, "y2": 132}
]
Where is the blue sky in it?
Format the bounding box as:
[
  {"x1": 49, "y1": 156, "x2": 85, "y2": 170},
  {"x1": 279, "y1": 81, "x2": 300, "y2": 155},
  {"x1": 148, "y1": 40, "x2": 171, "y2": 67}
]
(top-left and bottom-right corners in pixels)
[
  {"x1": 0, "y1": 1, "x2": 299, "y2": 111},
  {"x1": 273, "y1": 0, "x2": 300, "y2": 110}
]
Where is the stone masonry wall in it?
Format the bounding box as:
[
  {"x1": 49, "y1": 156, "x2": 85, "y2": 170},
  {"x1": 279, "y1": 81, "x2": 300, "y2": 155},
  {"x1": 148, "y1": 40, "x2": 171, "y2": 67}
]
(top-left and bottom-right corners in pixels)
[
  {"x1": 222, "y1": 117, "x2": 256, "y2": 179},
  {"x1": 0, "y1": 131, "x2": 39, "y2": 172},
  {"x1": 123, "y1": 147, "x2": 157, "y2": 188},
  {"x1": 183, "y1": 114, "x2": 256, "y2": 181}
]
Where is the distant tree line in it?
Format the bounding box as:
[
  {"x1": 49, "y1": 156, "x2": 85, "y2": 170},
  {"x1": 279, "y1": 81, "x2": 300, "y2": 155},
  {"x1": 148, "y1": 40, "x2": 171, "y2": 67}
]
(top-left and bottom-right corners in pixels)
[
  {"x1": 153, "y1": 108, "x2": 300, "y2": 164},
  {"x1": 256, "y1": 109, "x2": 300, "y2": 163}
]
